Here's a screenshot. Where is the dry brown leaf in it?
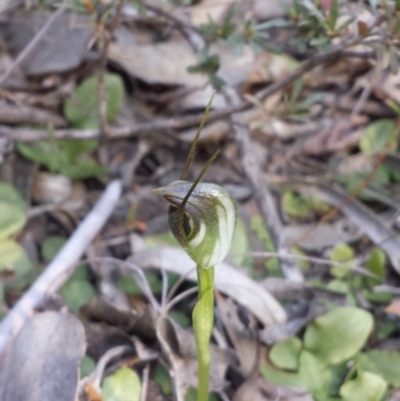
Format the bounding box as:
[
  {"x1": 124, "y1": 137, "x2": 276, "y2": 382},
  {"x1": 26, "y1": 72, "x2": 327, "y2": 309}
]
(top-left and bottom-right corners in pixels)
[
  {"x1": 385, "y1": 299, "x2": 400, "y2": 317},
  {"x1": 0, "y1": 311, "x2": 85, "y2": 401}
]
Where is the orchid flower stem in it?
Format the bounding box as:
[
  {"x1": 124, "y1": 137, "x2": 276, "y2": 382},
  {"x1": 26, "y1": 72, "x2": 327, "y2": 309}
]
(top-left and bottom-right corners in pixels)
[{"x1": 193, "y1": 265, "x2": 215, "y2": 401}]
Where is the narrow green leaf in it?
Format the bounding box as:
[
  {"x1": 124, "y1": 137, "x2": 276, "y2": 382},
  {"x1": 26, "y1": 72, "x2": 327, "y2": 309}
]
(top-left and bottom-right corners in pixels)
[{"x1": 365, "y1": 248, "x2": 386, "y2": 287}]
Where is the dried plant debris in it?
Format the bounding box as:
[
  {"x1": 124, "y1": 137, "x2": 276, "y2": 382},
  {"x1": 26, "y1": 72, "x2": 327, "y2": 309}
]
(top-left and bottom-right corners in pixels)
[{"x1": 3, "y1": 1, "x2": 400, "y2": 401}]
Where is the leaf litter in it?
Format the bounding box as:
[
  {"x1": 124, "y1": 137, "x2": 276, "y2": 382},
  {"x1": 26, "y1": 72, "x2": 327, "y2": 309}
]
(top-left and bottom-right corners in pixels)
[{"x1": 2, "y1": 1, "x2": 400, "y2": 401}]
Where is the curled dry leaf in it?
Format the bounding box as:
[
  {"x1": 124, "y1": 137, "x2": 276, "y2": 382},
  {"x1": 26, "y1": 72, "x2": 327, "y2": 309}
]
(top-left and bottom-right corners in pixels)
[
  {"x1": 216, "y1": 295, "x2": 257, "y2": 376},
  {"x1": 233, "y1": 376, "x2": 314, "y2": 401}
]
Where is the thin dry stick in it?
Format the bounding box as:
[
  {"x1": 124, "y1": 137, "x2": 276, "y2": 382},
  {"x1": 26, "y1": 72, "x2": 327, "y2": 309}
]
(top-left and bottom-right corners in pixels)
[
  {"x1": 97, "y1": 0, "x2": 126, "y2": 135},
  {"x1": 0, "y1": 180, "x2": 122, "y2": 355},
  {"x1": 0, "y1": 7, "x2": 64, "y2": 86},
  {"x1": 246, "y1": 251, "x2": 376, "y2": 278},
  {"x1": 0, "y1": 35, "x2": 374, "y2": 141}
]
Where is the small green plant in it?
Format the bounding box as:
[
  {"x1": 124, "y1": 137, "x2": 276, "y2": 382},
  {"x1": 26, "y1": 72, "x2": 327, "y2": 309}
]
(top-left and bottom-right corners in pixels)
[
  {"x1": 154, "y1": 95, "x2": 236, "y2": 401},
  {"x1": 0, "y1": 182, "x2": 33, "y2": 288}
]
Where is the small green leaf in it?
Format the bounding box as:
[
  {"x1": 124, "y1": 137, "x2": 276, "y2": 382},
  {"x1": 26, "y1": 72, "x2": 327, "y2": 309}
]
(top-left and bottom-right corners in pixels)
[
  {"x1": 80, "y1": 355, "x2": 96, "y2": 378},
  {"x1": 0, "y1": 239, "x2": 31, "y2": 273},
  {"x1": 41, "y1": 236, "x2": 67, "y2": 262},
  {"x1": 102, "y1": 367, "x2": 141, "y2": 401},
  {"x1": 228, "y1": 218, "x2": 252, "y2": 266},
  {"x1": 330, "y1": 244, "x2": 355, "y2": 279},
  {"x1": 365, "y1": 248, "x2": 386, "y2": 287},
  {"x1": 282, "y1": 190, "x2": 312, "y2": 218},
  {"x1": 154, "y1": 363, "x2": 172, "y2": 396},
  {"x1": 357, "y1": 350, "x2": 400, "y2": 386},
  {"x1": 0, "y1": 182, "x2": 26, "y2": 211},
  {"x1": 377, "y1": 323, "x2": 397, "y2": 341},
  {"x1": 326, "y1": 279, "x2": 349, "y2": 294},
  {"x1": 340, "y1": 372, "x2": 387, "y2": 401},
  {"x1": 261, "y1": 350, "x2": 331, "y2": 396},
  {"x1": 168, "y1": 311, "x2": 191, "y2": 328},
  {"x1": 304, "y1": 307, "x2": 374, "y2": 365},
  {"x1": 290, "y1": 247, "x2": 310, "y2": 271},
  {"x1": 0, "y1": 202, "x2": 26, "y2": 239},
  {"x1": 250, "y1": 216, "x2": 279, "y2": 274},
  {"x1": 117, "y1": 272, "x2": 162, "y2": 295},
  {"x1": 269, "y1": 336, "x2": 302, "y2": 370},
  {"x1": 17, "y1": 139, "x2": 106, "y2": 179},
  {"x1": 64, "y1": 73, "x2": 124, "y2": 129},
  {"x1": 362, "y1": 290, "x2": 393, "y2": 305},
  {"x1": 360, "y1": 120, "x2": 397, "y2": 154},
  {"x1": 61, "y1": 279, "x2": 96, "y2": 314}
]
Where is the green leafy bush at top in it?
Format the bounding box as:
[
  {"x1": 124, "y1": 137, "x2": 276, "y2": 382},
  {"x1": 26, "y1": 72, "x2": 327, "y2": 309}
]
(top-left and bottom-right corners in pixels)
[
  {"x1": 17, "y1": 136, "x2": 106, "y2": 179},
  {"x1": 64, "y1": 73, "x2": 124, "y2": 129}
]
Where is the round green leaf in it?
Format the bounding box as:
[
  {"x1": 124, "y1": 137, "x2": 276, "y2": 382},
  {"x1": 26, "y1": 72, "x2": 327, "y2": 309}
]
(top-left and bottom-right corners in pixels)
[
  {"x1": 340, "y1": 372, "x2": 387, "y2": 401},
  {"x1": 41, "y1": 236, "x2": 67, "y2": 262},
  {"x1": 0, "y1": 201, "x2": 26, "y2": 239},
  {"x1": 270, "y1": 336, "x2": 302, "y2": 370},
  {"x1": 64, "y1": 73, "x2": 124, "y2": 129},
  {"x1": 330, "y1": 243, "x2": 355, "y2": 279},
  {"x1": 304, "y1": 307, "x2": 374, "y2": 365},
  {"x1": 0, "y1": 239, "x2": 30, "y2": 272},
  {"x1": 80, "y1": 355, "x2": 96, "y2": 378},
  {"x1": 282, "y1": 190, "x2": 312, "y2": 218},
  {"x1": 357, "y1": 350, "x2": 400, "y2": 387},
  {"x1": 0, "y1": 182, "x2": 26, "y2": 211},
  {"x1": 360, "y1": 119, "x2": 397, "y2": 154},
  {"x1": 61, "y1": 279, "x2": 95, "y2": 314},
  {"x1": 102, "y1": 367, "x2": 141, "y2": 401}
]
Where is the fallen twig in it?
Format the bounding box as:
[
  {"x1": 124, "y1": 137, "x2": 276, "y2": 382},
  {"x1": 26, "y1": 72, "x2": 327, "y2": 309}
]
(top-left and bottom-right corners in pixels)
[
  {"x1": 0, "y1": 180, "x2": 122, "y2": 355},
  {"x1": 0, "y1": 35, "x2": 375, "y2": 142}
]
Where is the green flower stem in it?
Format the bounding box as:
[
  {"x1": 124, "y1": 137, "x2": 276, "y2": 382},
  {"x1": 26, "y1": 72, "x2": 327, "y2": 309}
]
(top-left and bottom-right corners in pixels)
[{"x1": 193, "y1": 265, "x2": 215, "y2": 401}]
